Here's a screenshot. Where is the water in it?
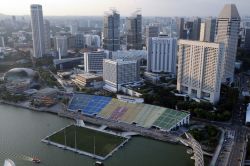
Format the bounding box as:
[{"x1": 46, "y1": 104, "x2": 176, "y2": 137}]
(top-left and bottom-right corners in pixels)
[{"x1": 0, "y1": 104, "x2": 194, "y2": 166}]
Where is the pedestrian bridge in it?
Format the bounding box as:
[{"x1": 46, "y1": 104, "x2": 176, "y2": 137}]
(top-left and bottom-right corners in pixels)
[{"x1": 179, "y1": 133, "x2": 204, "y2": 166}]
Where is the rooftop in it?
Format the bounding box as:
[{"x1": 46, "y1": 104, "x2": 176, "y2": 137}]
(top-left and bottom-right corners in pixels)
[
  {"x1": 36, "y1": 88, "x2": 58, "y2": 96},
  {"x1": 218, "y1": 4, "x2": 240, "y2": 19},
  {"x1": 76, "y1": 73, "x2": 102, "y2": 79}
]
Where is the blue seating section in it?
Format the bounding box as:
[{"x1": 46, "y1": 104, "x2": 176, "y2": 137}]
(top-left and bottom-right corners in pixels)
[{"x1": 68, "y1": 93, "x2": 112, "y2": 116}]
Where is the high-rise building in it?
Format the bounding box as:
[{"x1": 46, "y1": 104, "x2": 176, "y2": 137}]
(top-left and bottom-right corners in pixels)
[
  {"x1": 12, "y1": 16, "x2": 16, "y2": 22},
  {"x1": 145, "y1": 25, "x2": 159, "y2": 39},
  {"x1": 70, "y1": 24, "x2": 78, "y2": 35},
  {"x1": 75, "y1": 33, "x2": 85, "y2": 48},
  {"x1": 184, "y1": 21, "x2": 193, "y2": 40},
  {"x1": 126, "y1": 12, "x2": 142, "y2": 50},
  {"x1": 215, "y1": 4, "x2": 240, "y2": 82},
  {"x1": 176, "y1": 17, "x2": 184, "y2": 39},
  {"x1": 0, "y1": 36, "x2": 5, "y2": 48},
  {"x1": 204, "y1": 17, "x2": 216, "y2": 42},
  {"x1": 85, "y1": 34, "x2": 101, "y2": 49},
  {"x1": 103, "y1": 59, "x2": 139, "y2": 92},
  {"x1": 191, "y1": 17, "x2": 201, "y2": 40},
  {"x1": 67, "y1": 36, "x2": 76, "y2": 49},
  {"x1": 84, "y1": 51, "x2": 106, "y2": 73},
  {"x1": 56, "y1": 36, "x2": 68, "y2": 59},
  {"x1": 177, "y1": 40, "x2": 225, "y2": 104},
  {"x1": 103, "y1": 9, "x2": 120, "y2": 51},
  {"x1": 30, "y1": 4, "x2": 45, "y2": 58},
  {"x1": 44, "y1": 20, "x2": 51, "y2": 53},
  {"x1": 200, "y1": 23, "x2": 206, "y2": 41},
  {"x1": 147, "y1": 36, "x2": 177, "y2": 74},
  {"x1": 244, "y1": 28, "x2": 250, "y2": 50},
  {"x1": 145, "y1": 25, "x2": 159, "y2": 47}
]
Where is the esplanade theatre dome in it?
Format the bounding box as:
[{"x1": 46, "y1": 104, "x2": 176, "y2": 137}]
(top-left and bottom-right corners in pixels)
[{"x1": 4, "y1": 68, "x2": 39, "y2": 83}]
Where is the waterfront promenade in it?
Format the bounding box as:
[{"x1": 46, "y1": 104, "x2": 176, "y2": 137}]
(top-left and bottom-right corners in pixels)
[
  {"x1": 0, "y1": 99, "x2": 179, "y2": 143},
  {"x1": 0, "y1": 100, "x2": 204, "y2": 166}
]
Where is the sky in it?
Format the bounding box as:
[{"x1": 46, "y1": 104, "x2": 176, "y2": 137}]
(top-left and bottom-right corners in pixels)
[{"x1": 0, "y1": 0, "x2": 249, "y2": 17}]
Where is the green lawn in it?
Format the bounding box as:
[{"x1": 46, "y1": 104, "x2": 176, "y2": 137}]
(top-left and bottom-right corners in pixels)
[{"x1": 47, "y1": 125, "x2": 125, "y2": 157}]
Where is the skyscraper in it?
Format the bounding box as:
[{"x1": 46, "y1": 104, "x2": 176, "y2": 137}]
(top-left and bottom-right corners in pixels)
[
  {"x1": 70, "y1": 23, "x2": 78, "y2": 35},
  {"x1": 126, "y1": 12, "x2": 142, "y2": 50},
  {"x1": 75, "y1": 33, "x2": 85, "y2": 48},
  {"x1": 145, "y1": 25, "x2": 159, "y2": 47},
  {"x1": 177, "y1": 40, "x2": 224, "y2": 104},
  {"x1": 30, "y1": 4, "x2": 45, "y2": 58},
  {"x1": 145, "y1": 25, "x2": 159, "y2": 40},
  {"x1": 200, "y1": 23, "x2": 206, "y2": 41},
  {"x1": 56, "y1": 36, "x2": 68, "y2": 59},
  {"x1": 184, "y1": 21, "x2": 193, "y2": 40},
  {"x1": 103, "y1": 9, "x2": 120, "y2": 51},
  {"x1": 176, "y1": 17, "x2": 184, "y2": 39},
  {"x1": 44, "y1": 20, "x2": 51, "y2": 53},
  {"x1": 204, "y1": 17, "x2": 216, "y2": 42},
  {"x1": 215, "y1": 4, "x2": 241, "y2": 82},
  {"x1": 147, "y1": 36, "x2": 177, "y2": 74},
  {"x1": 0, "y1": 36, "x2": 5, "y2": 48},
  {"x1": 244, "y1": 28, "x2": 250, "y2": 50},
  {"x1": 84, "y1": 34, "x2": 101, "y2": 49},
  {"x1": 191, "y1": 17, "x2": 201, "y2": 40}
]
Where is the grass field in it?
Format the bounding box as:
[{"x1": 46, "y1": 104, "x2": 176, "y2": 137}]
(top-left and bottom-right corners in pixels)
[{"x1": 47, "y1": 125, "x2": 125, "y2": 157}]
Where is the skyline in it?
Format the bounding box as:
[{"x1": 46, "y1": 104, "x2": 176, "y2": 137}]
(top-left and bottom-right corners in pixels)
[{"x1": 0, "y1": 0, "x2": 249, "y2": 17}]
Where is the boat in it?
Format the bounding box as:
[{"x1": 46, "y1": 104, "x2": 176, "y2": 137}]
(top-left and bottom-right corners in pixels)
[
  {"x1": 4, "y1": 159, "x2": 16, "y2": 166},
  {"x1": 95, "y1": 161, "x2": 104, "y2": 166},
  {"x1": 32, "y1": 158, "x2": 41, "y2": 164}
]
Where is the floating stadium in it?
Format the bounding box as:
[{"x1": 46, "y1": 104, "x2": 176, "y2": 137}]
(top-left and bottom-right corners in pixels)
[{"x1": 68, "y1": 93, "x2": 190, "y2": 132}]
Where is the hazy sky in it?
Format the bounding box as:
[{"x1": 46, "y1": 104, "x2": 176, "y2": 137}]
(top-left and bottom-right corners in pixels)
[{"x1": 0, "y1": 0, "x2": 249, "y2": 17}]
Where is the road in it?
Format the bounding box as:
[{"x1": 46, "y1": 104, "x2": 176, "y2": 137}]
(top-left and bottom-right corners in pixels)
[
  {"x1": 193, "y1": 73, "x2": 250, "y2": 166},
  {"x1": 227, "y1": 76, "x2": 248, "y2": 166},
  {"x1": 214, "y1": 73, "x2": 250, "y2": 166}
]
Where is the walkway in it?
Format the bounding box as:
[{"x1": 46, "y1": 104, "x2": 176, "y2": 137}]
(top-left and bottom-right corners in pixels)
[{"x1": 210, "y1": 128, "x2": 225, "y2": 166}]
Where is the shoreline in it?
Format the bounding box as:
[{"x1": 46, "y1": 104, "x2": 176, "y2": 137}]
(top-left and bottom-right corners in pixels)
[
  {"x1": 0, "y1": 100, "x2": 180, "y2": 144},
  {"x1": 0, "y1": 100, "x2": 201, "y2": 165},
  {"x1": 0, "y1": 100, "x2": 60, "y2": 115}
]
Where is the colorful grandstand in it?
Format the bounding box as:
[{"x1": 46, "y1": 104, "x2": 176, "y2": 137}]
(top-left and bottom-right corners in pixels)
[
  {"x1": 68, "y1": 93, "x2": 112, "y2": 116},
  {"x1": 153, "y1": 109, "x2": 190, "y2": 131},
  {"x1": 68, "y1": 93, "x2": 190, "y2": 132}
]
